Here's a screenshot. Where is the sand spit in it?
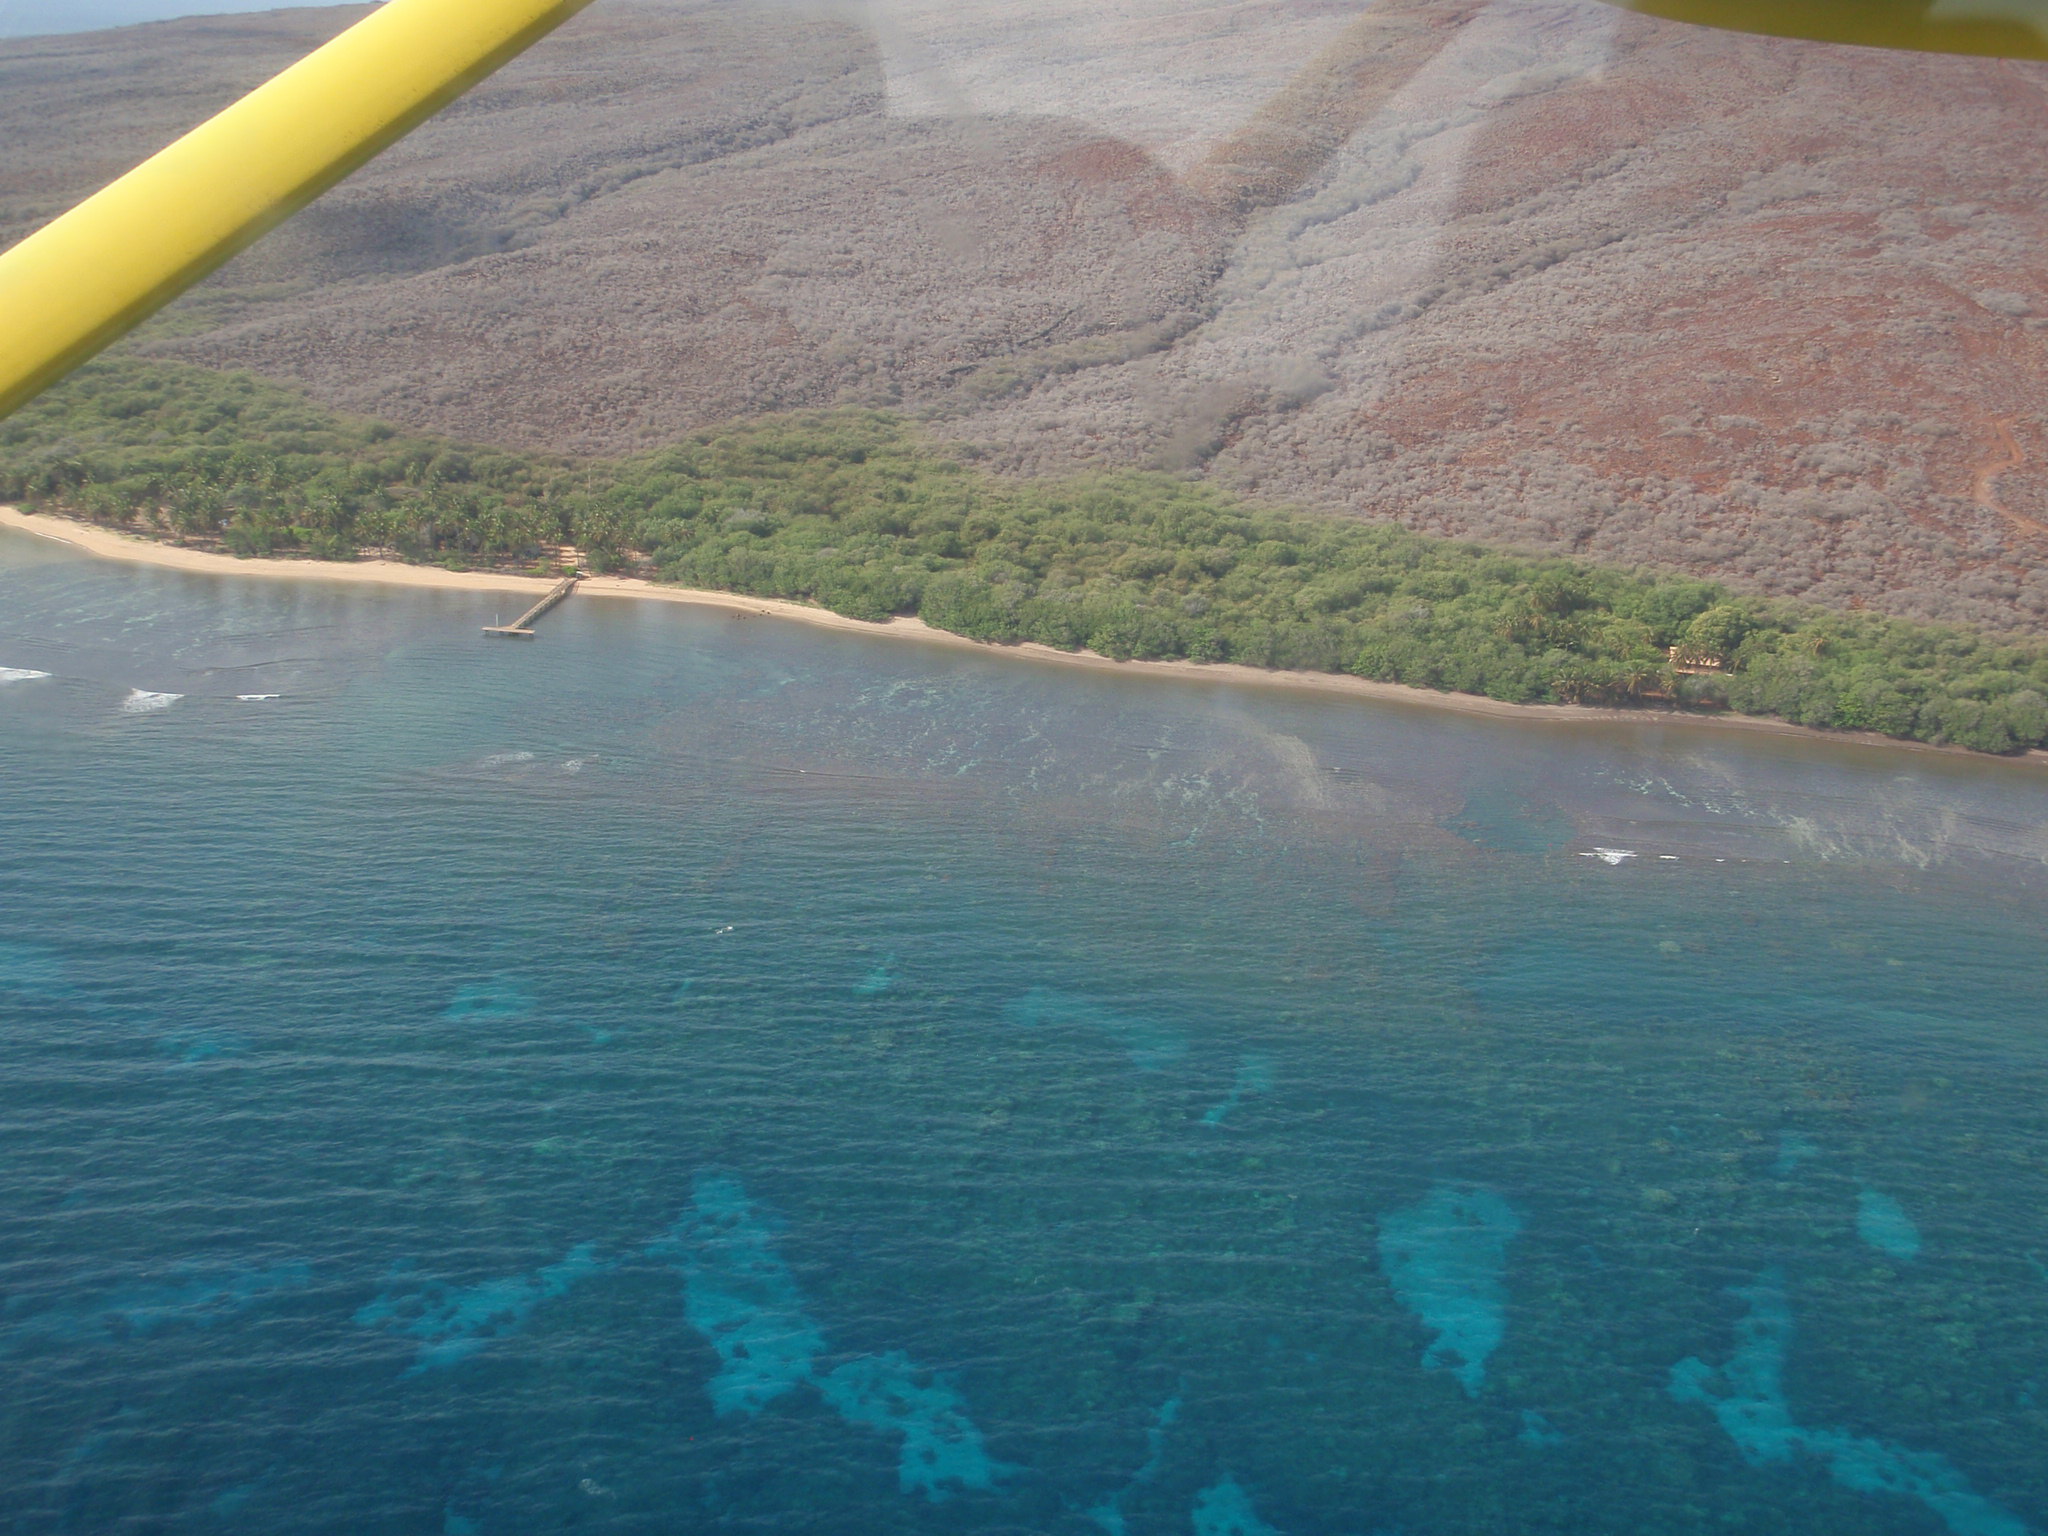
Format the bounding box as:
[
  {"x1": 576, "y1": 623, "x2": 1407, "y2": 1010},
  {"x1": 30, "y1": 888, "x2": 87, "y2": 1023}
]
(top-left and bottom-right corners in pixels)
[{"x1": 5, "y1": 506, "x2": 2042, "y2": 765}]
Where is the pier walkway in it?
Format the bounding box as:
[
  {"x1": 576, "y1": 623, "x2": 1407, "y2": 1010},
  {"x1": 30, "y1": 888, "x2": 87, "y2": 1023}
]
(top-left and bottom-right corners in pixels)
[{"x1": 483, "y1": 574, "x2": 578, "y2": 638}]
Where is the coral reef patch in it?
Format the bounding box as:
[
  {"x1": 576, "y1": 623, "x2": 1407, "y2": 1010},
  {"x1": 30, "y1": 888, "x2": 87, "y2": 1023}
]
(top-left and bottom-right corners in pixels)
[
  {"x1": 1201, "y1": 1056, "x2": 1273, "y2": 1126},
  {"x1": 1192, "y1": 1474, "x2": 1282, "y2": 1536},
  {"x1": 1669, "y1": 1269, "x2": 2024, "y2": 1536},
  {"x1": 1004, "y1": 987, "x2": 1187, "y2": 1072},
  {"x1": 1856, "y1": 1190, "x2": 1923, "y2": 1261},
  {"x1": 1376, "y1": 1182, "x2": 1522, "y2": 1395},
  {"x1": 5, "y1": 1263, "x2": 309, "y2": 1350},
  {"x1": 654, "y1": 1171, "x2": 1003, "y2": 1501},
  {"x1": 355, "y1": 1244, "x2": 606, "y2": 1374}
]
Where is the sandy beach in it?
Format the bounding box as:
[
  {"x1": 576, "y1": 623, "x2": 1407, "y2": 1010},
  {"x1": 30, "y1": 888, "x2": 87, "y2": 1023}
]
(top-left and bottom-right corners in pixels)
[{"x1": 5, "y1": 504, "x2": 2039, "y2": 763}]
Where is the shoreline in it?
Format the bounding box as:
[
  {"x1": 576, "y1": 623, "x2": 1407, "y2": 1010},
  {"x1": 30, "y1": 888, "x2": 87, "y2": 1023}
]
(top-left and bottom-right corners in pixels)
[{"x1": 5, "y1": 505, "x2": 2041, "y2": 764}]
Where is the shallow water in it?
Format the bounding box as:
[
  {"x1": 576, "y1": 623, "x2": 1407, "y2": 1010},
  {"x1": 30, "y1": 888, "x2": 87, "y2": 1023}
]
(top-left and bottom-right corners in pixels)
[{"x1": 3, "y1": 529, "x2": 2048, "y2": 1535}]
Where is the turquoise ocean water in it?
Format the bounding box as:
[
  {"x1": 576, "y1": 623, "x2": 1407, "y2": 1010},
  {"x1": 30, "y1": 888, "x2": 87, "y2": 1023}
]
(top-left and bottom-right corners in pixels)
[{"x1": 4, "y1": 526, "x2": 2048, "y2": 1535}]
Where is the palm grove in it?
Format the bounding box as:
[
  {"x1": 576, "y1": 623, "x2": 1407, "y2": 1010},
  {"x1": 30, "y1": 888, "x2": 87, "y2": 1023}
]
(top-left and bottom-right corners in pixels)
[{"x1": 7, "y1": 358, "x2": 2048, "y2": 755}]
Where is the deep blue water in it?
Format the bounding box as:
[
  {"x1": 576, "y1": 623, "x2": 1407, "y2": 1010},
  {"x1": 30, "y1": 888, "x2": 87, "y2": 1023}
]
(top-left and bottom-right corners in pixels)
[{"x1": 4, "y1": 527, "x2": 2048, "y2": 1536}]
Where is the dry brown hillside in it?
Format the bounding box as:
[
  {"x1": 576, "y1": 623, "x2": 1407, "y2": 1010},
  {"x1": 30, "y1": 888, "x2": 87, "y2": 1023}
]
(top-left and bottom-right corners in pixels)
[{"x1": 4, "y1": 0, "x2": 2048, "y2": 631}]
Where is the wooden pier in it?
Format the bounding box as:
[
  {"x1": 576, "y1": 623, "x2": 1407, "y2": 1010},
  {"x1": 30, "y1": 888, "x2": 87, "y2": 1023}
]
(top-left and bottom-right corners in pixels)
[{"x1": 483, "y1": 574, "x2": 578, "y2": 639}]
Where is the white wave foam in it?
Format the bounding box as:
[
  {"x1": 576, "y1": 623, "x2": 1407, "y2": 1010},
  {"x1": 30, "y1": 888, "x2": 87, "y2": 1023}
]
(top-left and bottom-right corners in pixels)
[
  {"x1": 478, "y1": 751, "x2": 536, "y2": 768},
  {"x1": 236, "y1": 694, "x2": 280, "y2": 702},
  {"x1": 1579, "y1": 847, "x2": 1636, "y2": 865},
  {"x1": 121, "y1": 689, "x2": 182, "y2": 714},
  {"x1": 0, "y1": 667, "x2": 51, "y2": 684}
]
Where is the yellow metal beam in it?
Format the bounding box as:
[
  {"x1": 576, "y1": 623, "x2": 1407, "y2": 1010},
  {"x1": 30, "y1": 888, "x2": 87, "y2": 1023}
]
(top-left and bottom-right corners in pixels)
[
  {"x1": 0, "y1": 0, "x2": 597, "y2": 420},
  {"x1": 1597, "y1": 0, "x2": 2048, "y2": 60}
]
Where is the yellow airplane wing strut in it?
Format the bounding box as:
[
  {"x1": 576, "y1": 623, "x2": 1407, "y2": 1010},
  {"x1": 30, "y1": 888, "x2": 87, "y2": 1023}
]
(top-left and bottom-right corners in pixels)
[
  {"x1": 0, "y1": 0, "x2": 596, "y2": 420},
  {"x1": 1601, "y1": 0, "x2": 2048, "y2": 60}
]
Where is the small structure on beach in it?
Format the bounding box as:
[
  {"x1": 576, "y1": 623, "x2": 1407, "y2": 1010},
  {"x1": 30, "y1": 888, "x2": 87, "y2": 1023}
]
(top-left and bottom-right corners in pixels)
[{"x1": 1667, "y1": 644, "x2": 1727, "y2": 676}]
